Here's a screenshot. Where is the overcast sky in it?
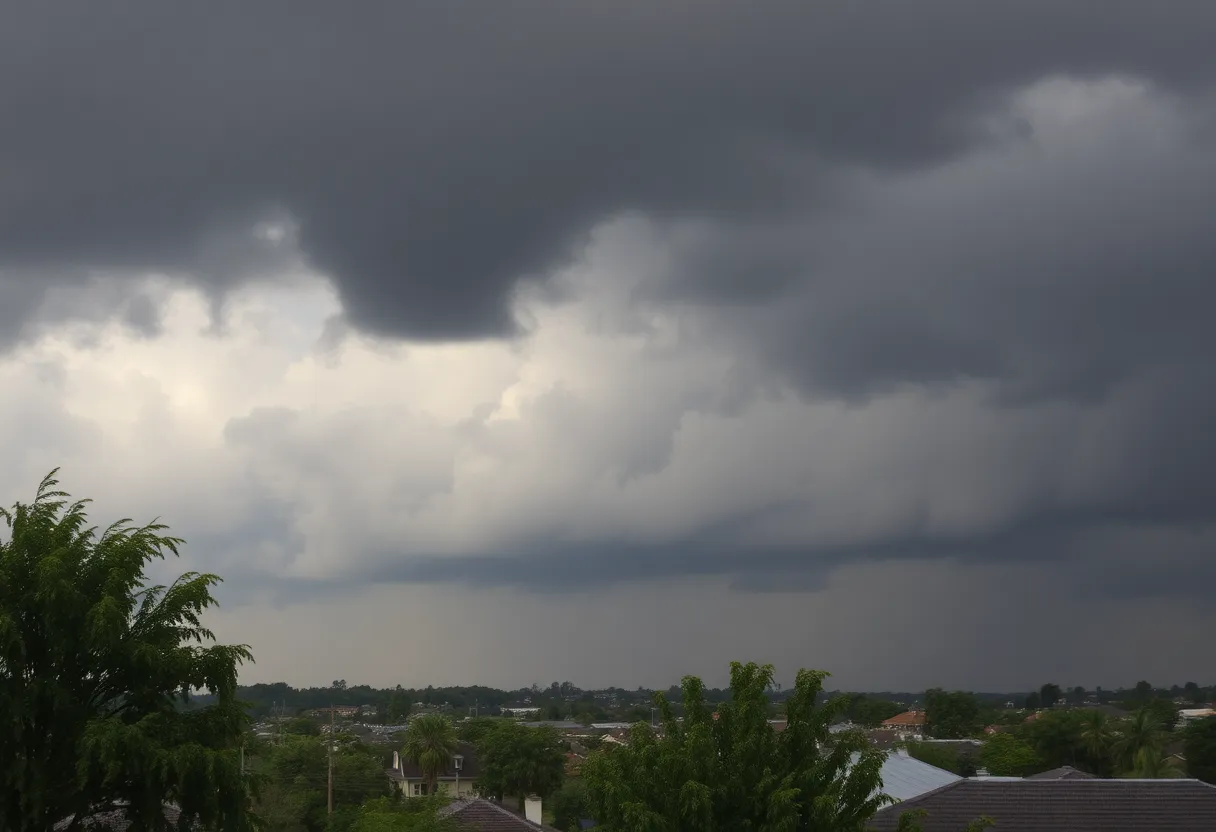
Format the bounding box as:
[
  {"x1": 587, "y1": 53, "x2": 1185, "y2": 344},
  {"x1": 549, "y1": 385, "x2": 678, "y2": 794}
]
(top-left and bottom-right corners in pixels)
[{"x1": 3, "y1": 2, "x2": 1215, "y2": 693}]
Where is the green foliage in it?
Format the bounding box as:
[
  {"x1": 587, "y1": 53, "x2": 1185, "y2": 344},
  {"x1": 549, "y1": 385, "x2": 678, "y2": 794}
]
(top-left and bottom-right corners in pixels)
[
  {"x1": 474, "y1": 722, "x2": 566, "y2": 804},
  {"x1": 582, "y1": 661, "x2": 891, "y2": 832},
  {"x1": 253, "y1": 735, "x2": 391, "y2": 831},
  {"x1": 901, "y1": 742, "x2": 976, "y2": 777},
  {"x1": 979, "y1": 733, "x2": 1043, "y2": 777},
  {"x1": 0, "y1": 472, "x2": 255, "y2": 831},
  {"x1": 458, "y1": 717, "x2": 505, "y2": 745},
  {"x1": 924, "y1": 689, "x2": 982, "y2": 739},
  {"x1": 402, "y1": 715, "x2": 459, "y2": 794},
  {"x1": 887, "y1": 809, "x2": 993, "y2": 832},
  {"x1": 1038, "y1": 683, "x2": 1061, "y2": 708},
  {"x1": 1185, "y1": 717, "x2": 1216, "y2": 784},
  {"x1": 284, "y1": 717, "x2": 322, "y2": 736},
  {"x1": 550, "y1": 778, "x2": 591, "y2": 832},
  {"x1": 346, "y1": 795, "x2": 454, "y2": 832},
  {"x1": 1023, "y1": 691, "x2": 1041, "y2": 711},
  {"x1": 1114, "y1": 707, "x2": 1168, "y2": 774},
  {"x1": 844, "y1": 695, "x2": 904, "y2": 728},
  {"x1": 386, "y1": 688, "x2": 413, "y2": 723}
]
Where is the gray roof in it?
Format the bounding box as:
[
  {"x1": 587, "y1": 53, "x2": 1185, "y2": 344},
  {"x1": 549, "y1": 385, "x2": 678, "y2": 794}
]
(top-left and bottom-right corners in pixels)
[
  {"x1": 439, "y1": 798, "x2": 559, "y2": 830},
  {"x1": 867, "y1": 750, "x2": 961, "y2": 802},
  {"x1": 868, "y1": 778, "x2": 1216, "y2": 832}
]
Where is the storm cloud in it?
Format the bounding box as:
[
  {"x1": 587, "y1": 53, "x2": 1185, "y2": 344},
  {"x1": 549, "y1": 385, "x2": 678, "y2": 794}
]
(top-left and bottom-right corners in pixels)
[{"x1": 1, "y1": 3, "x2": 1215, "y2": 687}]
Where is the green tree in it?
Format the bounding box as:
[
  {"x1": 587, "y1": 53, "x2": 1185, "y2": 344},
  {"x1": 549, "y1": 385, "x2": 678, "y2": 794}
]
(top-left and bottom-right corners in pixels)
[
  {"x1": 847, "y1": 696, "x2": 904, "y2": 728},
  {"x1": 979, "y1": 733, "x2": 1043, "y2": 777},
  {"x1": 402, "y1": 715, "x2": 458, "y2": 795},
  {"x1": 1077, "y1": 710, "x2": 1116, "y2": 777},
  {"x1": 902, "y1": 742, "x2": 973, "y2": 777},
  {"x1": 924, "y1": 689, "x2": 982, "y2": 739},
  {"x1": 582, "y1": 661, "x2": 891, "y2": 831},
  {"x1": 550, "y1": 778, "x2": 591, "y2": 832},
  {"x1": 475, "y1": 722, "x2": 566, "y2": 806},
  {"x1": 1039, "y1": 683, "x2": 1061, "y2": 708},
  {"x1": 1115, "y1": 708, "x2": 1166, "y2": 775},
  {"x1": 348, "y1": 796, "x2": 454, "y2": 832},
  {"x1": 1127, "y1": 747, "x2": 1184, "y2": 779},
  {"x1": 0, "y1": 472, "x2": 255, "y2": 832},
  {"x1": 1184, "y1": 717, "x2": 1216, "y2": 784},
  {"x1": 284, "y1": 717, "x2": 322, "y2": 736},
  {"x1": 1023, "y1": 691, "x2": 1041, "y2": 711},
  {"x1": 386, "y1": 687, "x2": 413, "y2": 723}
]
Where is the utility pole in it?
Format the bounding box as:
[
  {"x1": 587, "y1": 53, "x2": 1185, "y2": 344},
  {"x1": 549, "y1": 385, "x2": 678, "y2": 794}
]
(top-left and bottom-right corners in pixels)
[{"x1": 327, "y1": 705, "x2": 335, "y2": 818}]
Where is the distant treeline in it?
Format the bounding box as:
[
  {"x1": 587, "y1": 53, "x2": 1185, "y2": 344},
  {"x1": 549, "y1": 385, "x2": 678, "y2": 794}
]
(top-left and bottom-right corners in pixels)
[{"x1": 190, "y1": 677, "x2": 1213, "y2": 720}]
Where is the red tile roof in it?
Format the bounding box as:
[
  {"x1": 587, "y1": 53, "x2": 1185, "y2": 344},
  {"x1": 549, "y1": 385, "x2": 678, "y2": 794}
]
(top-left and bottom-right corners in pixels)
[{"x1": 882, "y1": 710, "x2": 926, "y2": 727}]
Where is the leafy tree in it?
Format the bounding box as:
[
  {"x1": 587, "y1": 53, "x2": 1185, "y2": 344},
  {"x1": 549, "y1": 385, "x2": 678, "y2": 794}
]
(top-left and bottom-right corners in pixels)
[
  {"x1": 1184, "y1": 682, "x2": 1205, "y2": 705},
  {"x1": 846, "y1": 696, "x2": 904, "y2": 728},
  {"x1": 1023, "y1": 691, "x2": 1041, "y2": 711},
  {"x1": 347, "y1": 795, "x2": 454, "y2": 832},
  {"x1": 979, "y1": 733, "x2": 1043, "y2": 777},
  {"x1": 1133, "y1": 680, "x2": 1154, "y2": 702},
  {"x1": 887, "y1": 809, "x2": 994, "y2": 832},
  {"x1": 475, "y1": 722, "x2": 566, "y2": 806},
  {"x1": 924, "y1": 689, "x2": 982, "y2": 739},
  {"x1": 386, "y1": 688, "x2": 412, "y2": 723},
  {"x1": 0, "y1": 472, "x2": 255, "y2": 832},
  {"x1": 902, "y1": 742, "x2": 975, "y2": 777},
  {"x1": 1067, "y1": 686, "x2": 1087, "y2": 706},
  {"x1": 550, "y1": 778, "x2": 591, "y2": 832},
  {"x1": 1184, "y1": 717, "x2": 1216, "y2": 784},
  {"x1": 284, "y1": 717, "x2": 322, "y2": 736},
  {"x1": 402, "y1": 715, "x2": 458, "y2": 795},
  {"x1": 1039, "y1": 683, "x2": 1061, "y2": 708},
  {"x1": 582, "y1": 661, "x2": 891, "y2": 831}
]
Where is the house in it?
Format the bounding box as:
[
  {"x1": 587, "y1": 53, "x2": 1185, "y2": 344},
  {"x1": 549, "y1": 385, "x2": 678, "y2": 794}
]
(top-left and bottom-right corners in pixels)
[
  {"x1": 439, "y1": 796, "x2": 562, "y2": 830},
  {"x1": 310, "y1": 705, "x2": 359, "y2": 719},
  {"x1": 882, "y1": 711, "x2": 926, "y2": 729},
  {"x1": 387, "y1": 742, "x2": 479, "y2": 798},
  {"x1": 1180, "y1": 708, "x2": 1216, "y2": 723},
  {"x1": 867, "y1": 778, "x2": 1216, "y2": 831}
]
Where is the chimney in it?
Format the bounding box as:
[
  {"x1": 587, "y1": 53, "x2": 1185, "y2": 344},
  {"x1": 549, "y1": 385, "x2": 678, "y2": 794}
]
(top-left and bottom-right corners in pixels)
[
  {"x1": 392, "y1": 751, "x2": 400, "y2": 771},
  {"x1": 524, "y1": 795, "x2": 543, "y2": 825}
]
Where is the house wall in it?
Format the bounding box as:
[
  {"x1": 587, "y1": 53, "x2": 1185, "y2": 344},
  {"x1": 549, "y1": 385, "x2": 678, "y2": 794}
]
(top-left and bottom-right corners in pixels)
[{"x1": 399, "y1": 777, "x2": 478, "y2": 799}]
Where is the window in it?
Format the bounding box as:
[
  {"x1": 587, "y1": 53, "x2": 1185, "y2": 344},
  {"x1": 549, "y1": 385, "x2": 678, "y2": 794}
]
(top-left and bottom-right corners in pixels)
[{"x1": 411, "y1": 783, "x2": 429, "y2": 796}]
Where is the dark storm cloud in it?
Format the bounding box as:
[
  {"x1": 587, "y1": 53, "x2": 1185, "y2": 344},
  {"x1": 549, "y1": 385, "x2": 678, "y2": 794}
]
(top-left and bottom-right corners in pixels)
[{"x1": 3, "y1": 0, "x2": 1216, "y2": 344}]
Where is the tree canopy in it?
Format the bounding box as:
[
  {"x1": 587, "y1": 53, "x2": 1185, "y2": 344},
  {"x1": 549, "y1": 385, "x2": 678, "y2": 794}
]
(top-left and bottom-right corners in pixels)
[
  {"x1": 0, "y1": 471, "x2": 255, "y2": 832},
  {"x1": 581, "y1": 661, "x2": 890, "y2": 832},
  {"x1": 924, "y1": 689, "x2": 982, "y2": 739},
  {"x1": 1185, "y1": 717, "x2": 1216, "y2": 785},
  {"x1": 474, "y1": 722, "x2": 566, "y2": 805}
]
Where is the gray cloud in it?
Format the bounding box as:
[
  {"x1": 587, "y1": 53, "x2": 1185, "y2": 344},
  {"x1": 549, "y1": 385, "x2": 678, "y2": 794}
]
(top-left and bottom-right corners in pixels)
[
  {"x1": 3, "y1": 3, "x2": 1216, "y2": 685},
  {"x1": 3, "y1": 1, "x2": 1216, "y2": 345}
]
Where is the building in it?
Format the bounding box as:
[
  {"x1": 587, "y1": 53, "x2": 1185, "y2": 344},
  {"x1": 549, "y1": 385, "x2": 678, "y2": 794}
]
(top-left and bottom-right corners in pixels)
[
  {"x1": 867, "y1": 778, "x2": 1216, "y2": 831},
  {"x1": 310, "y1": 705, "x2": 359, "y2": 719},
  {"x1": 387, "y1": 742, "x2": 479, "y2": 798},
  {"x1": 881, "y1": 711, "x2": 926, "y2": 730}
]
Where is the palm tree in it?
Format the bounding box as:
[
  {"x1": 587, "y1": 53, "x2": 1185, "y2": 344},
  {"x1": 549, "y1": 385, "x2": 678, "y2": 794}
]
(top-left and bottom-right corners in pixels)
[
  {"x1": 1128, "y1": 746, "x2": 1184, "y2": 779},
  {"x1": 402, "y1": 714, "x2": 458, "y2": 795},
  {"x1": 1115, "y1": 708, "x2": 1165, "y2": 775},
  {"x1": 1079, "y1": 711, "x2": 1116, "y2": 776}
]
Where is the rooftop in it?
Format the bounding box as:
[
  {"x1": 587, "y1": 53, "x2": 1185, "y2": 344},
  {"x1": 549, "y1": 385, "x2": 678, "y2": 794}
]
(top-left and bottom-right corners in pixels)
[
  {"x1": 439, "y1": 798, "x2": 559, "y2": 831},
  {"x1": 868, "y1": 778, "x2": 1216, "y2": 832}
]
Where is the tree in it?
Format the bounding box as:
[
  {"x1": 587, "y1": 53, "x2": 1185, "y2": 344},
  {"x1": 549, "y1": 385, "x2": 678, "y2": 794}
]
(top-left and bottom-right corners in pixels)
[
  {"x1": 475, "y1": 722, "x2": 566, "y2": 806},
  {"x1": 1185, "y1": 717, "x2": 1216, "y2": 784},
  {"x1": 402, "y1": 715, "x2": 458, "y2": 795},
  {"x1": 549, "y1": 778, "x2": 591, "y2": 832},
  {"x1": 334, "y1": 679, "x2": 349, "y2": 691},
  {"x1": 1023, "y1": 691, "x2": 1041, "y2": 711},
  {"x1": 1077, "y1": 711, "x2": 1116, "y2": 777},
  {"x1": 348, "y1": 796, "x2": 455, "y2": 832},
  {"x1": 1127, "y1": 748, "x2": 1184, "y2": 779},
  {"x1": 1067, "y1": 686, "x2": 1087, "y2": 706},
  {"x1": 979, "y1": 733, "x2": 1043, "y2": 777},
  {"x1": 1039, "y1": 683, "x2": 1061, "y2": 708},
  {"x1": 1133, "y1": 680, "x2": 1154, "y2": 702},
  {"x1": 386, "y1": 689, "x2": 412, "y2": 724},
  {"x1": 582, "y1": 661, "x2": 891, "y2": 831},
  {"x1": 1184, "y1": 682, "x2": 1205, "y2": 706},
  {"x1": 846, "y1": 696, "x2": 904, "y2": 728},
  {"x1": 924, "y1": 689, "x2": 982, "y2": 739},
  {"x1": 283, "y1": 717, "x2": 322, "y2": 736},
  {"x1": 1115, "y1": 708, "x2": 1166, "y2": 774},
  {"x1": 0, "y1": 472, "x2": 255, "y2": 832}
]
